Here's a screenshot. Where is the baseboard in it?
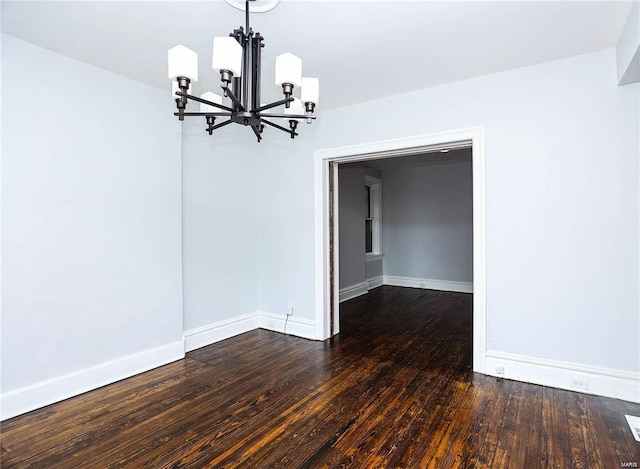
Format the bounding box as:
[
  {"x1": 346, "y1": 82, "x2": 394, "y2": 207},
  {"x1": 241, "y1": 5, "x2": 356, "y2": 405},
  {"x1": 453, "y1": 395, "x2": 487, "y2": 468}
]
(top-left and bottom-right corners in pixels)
[
  {"x1": 258, "y1": 312, "x2": 317, "y2": 340},
  {"x1": 184, "y1": 313, "x2": 259, "y2": 352},
  {"x1": 185, "y1": 311, "x2": 319, "y2": 352},
  {"x1": 485, "y1": 350, "x2": 640, "y2": 403},
  {"x1": 0, "y1": 340, "x2": 185, "y2": 421},
  {"x1": 339, "y1": 281, "x2": 369, "y2": 303},
  {"x1": 383, "y1": 275, "x2": 473, "y2": 293},
  {"x1": 3, "y1": 309, "x2": 321, "y2": 420},
  {"x1": 367, "y1": 275, "x2": 384, "y2": 289}
]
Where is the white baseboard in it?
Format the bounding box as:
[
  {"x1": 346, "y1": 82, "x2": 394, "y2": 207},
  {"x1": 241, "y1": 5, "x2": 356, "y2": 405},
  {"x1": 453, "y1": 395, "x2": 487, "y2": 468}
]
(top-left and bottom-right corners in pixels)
[
  {"x1": 184, "y1": 313, "x2": 259, "y2": 353},
  {"x1": 339, "y1": 281, "x2": 369, "y2": 303},
  {"x1": 339, "y1": 277, "x2": 384, "y2": 303},
  {"x1": 185, "y1": 311, "x2": 319, "y2": 353},
  {"x1": 0, "y1": 340, "x2": 185, "y2": 421},
  {"x1": 258, "y1": 312, "x2": 317, "y2": 340},
  {"x1": 485, "y1": 351, "x2": 640, "y2": 403},
  {"x1": 383, "y1": 275, "x2": 473, "y2": 293},
  {"x1": 367, "y1": 275, "x2": 384, "y2": 289},
  {"x1": 2, "y1": 310, "x2": 321, "y2": 421}
]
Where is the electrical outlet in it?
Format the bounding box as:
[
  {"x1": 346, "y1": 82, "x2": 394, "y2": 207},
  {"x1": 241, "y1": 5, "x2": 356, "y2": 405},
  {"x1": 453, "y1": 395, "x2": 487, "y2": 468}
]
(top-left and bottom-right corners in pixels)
[
  {"x1": 570, "y1": 378, "x2": 588, "y2": 390},
  {"x1": 496, "y1": 366, "x2": 505, "y2": 375},
  {"x1": 287, "y1": 306, "x2": 294, "y2": 316},
  {"x1": 419, "y1": 282, "x2": 426, "y2": 288}
]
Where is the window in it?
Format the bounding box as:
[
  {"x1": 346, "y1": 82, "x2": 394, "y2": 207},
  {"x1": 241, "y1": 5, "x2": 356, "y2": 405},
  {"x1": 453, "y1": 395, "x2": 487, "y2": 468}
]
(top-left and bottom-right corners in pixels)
[{"x1": 365, "y1": 175, "x2": 382, "y2": 259}]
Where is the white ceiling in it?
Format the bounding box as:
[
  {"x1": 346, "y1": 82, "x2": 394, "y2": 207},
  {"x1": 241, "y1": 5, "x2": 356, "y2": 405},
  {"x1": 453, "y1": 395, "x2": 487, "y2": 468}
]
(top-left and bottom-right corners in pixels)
[{"x1": 1, "y1": 1, "x2": 633, "y2": 110}]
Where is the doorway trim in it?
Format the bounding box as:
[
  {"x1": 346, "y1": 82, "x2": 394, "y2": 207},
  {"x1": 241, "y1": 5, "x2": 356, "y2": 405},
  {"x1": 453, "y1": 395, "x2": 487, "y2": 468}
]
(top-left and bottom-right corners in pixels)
[{"x1": 313, "y1": 126, "x2": 487, "y2": 374}]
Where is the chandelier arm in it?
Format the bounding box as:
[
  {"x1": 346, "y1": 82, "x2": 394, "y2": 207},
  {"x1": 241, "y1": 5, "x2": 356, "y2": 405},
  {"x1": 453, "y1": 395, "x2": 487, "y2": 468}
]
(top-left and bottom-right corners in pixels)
[
  {"x1": 224, "y1": 87, "x2": 245, "y2": 112},
  {"x1": 175, "y1": 92, "x2": 234, "y2": 112},
  {"x1": 210, "y1": 119, "x2": 234, "y2": 131},
  {"x1": 173, "y1": 112, "x2": 232, "y2": 117},
  {"x1": 250, "y1": 124, "x2": 262, "y2": 142},
  {"x1": 260, "y1": 114, "x2": 316, "y2": 120},
  {"x1": 252, "y1": 97, "x2": 293, "y2": 113},
  {"x1": 261, "y1": 118, "x2": 299, "y2": 137}
]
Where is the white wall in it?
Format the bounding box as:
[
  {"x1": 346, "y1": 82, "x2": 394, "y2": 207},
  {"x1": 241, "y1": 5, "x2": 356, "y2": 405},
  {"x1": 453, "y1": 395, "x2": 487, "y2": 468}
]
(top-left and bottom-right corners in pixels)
[
  {"x1": 181, "y1": 121, "x2": 260, "y2": 331},
  {"x1": 268, "y1": 48, "x2": 639, "y2": 379},
  {"x1": 1, "y1": 36, "x2": 184, "y2": 417},
  {"x1": 256, "y1": 133, "x2": 319, "y2": 319},
  {"x1": 616, "y1": 0, "x2": 639, "y2": 85},
  {"x1": 2, "y1": 35, "x2": 638, "y2": 417},
  {"x1": 338, "y1": 167, "x2": 366, "y2": 289},
  {"x1": 382, "y1": 160, "x2": 473, "y2": 284}
]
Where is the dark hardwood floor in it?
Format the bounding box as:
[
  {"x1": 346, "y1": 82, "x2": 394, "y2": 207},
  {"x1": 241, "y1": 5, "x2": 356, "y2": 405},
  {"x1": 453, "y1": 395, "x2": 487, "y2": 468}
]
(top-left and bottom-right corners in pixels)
[{"x1": 1, "y1": 286, "x2": 638, "y2": 468}]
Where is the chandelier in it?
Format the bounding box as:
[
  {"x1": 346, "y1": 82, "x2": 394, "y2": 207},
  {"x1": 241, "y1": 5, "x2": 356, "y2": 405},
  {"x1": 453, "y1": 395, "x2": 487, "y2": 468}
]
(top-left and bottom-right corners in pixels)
[{"x1": 167, "y1": 0, "x2": 319, "y2": 142}]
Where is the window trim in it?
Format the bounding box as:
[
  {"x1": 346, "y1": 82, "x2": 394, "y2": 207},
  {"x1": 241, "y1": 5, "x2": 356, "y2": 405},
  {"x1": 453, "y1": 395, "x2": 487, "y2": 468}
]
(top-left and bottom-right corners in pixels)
[{"x1": 365, "y1": 175, "x2": 382, "y2": 258}]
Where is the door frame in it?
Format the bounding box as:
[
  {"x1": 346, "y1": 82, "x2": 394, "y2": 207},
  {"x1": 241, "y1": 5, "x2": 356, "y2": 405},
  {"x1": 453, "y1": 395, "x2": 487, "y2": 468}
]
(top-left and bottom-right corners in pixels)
[{"x1": 313, "y1": 126, "x2": 487, "y2": 374}]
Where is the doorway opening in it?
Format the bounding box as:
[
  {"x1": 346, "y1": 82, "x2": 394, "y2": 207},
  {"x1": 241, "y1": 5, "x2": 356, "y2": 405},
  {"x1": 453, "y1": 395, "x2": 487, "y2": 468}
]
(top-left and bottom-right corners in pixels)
[{"x1": 313, "y1": 127, "x2": 487, "y2": 374}]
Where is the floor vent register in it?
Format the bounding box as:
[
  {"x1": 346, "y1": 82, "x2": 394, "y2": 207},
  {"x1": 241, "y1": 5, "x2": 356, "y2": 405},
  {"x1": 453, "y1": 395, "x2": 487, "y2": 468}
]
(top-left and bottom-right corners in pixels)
[{"x1": 624, "y1": 414, "x2": 640, "y2": 442}]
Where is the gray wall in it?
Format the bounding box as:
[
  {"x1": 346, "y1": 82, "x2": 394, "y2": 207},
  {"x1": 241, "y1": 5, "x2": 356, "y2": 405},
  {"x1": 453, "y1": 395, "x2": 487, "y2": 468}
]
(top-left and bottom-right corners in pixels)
[
  {"x1": 382, "y1": 160, "x2": 473, "y2": 283},
  {"x1": 3, "y1": 39, "x2": 637, "y2": 416},
  {"x1": 338, "y1": 167, "x2": 366, "y2": 289},
  {"x1": 182, "y1": 122, "x2": 260, "y2": 331},
  {"x1": 1, "y1": 36, "x2": 183, "y2": 395},
  {"x1": 337, "y1": 167, "x2": 385, "y2": 289},
  {"x1": 257, "y1": 135, "x2": 318, "y2": 318},
  {"x1": 267, "y1": 48, "x2": 638, "y2": 374},
  {"x1": 366, "y1": 259, "x2": 383, "y2": 280}
]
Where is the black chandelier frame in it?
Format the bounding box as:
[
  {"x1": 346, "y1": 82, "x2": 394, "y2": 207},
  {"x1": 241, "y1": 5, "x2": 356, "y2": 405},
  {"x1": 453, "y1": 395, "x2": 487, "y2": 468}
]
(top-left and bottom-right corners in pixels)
[{"x1": 172, "y1": 0, "x2": 315, "y2": 142}]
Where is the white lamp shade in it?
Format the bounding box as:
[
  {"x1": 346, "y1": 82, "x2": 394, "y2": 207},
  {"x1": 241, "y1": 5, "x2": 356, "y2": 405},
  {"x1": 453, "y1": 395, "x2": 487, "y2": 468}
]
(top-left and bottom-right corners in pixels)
[
  {"x1": 301, "y1": 77, "x2": 319, "y2": 105},
  {"x1": 284, "y1": 98, "x2": 305, "y2": 117},
  {"x1": 168, "y1": 45, "x2": 198, "y2": 81},
  {"x1": 200, "y1": 92, "x2": 224, "y2": 113},
  {"x1": 275, "y1": 52, "x2": 302, "y2": 87},
  {"x1": 212, "y1": 37, "x2": 242, "y2": 76}
]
